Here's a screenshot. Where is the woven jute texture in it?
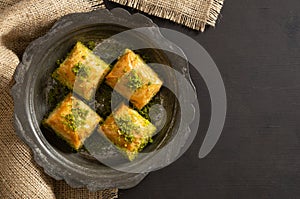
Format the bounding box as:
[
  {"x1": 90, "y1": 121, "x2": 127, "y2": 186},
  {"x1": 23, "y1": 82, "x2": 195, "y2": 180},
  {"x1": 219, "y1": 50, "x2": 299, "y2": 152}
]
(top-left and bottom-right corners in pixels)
[
  {"x1": 0, "y1": 0, "x2": 118, "y2": 198},
  {"x1": 109, "y1": 0, "x2": 224, "y2": 31}
]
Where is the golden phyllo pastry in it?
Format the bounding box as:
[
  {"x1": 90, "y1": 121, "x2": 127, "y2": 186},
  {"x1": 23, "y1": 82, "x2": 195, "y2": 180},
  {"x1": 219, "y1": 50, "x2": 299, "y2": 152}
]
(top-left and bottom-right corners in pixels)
[
  {"x1": 105, "y1": 49, "x2": 163, "y2": 109},
  {"x1": 99, "y1": 104, "x2": 156, "y2": 160},
  {"x1": 43, "y1": 93, "x2": 102, "y2": 150},
  {"x1": 52, "y1": 42, "x2": 110, "y2": 100}
]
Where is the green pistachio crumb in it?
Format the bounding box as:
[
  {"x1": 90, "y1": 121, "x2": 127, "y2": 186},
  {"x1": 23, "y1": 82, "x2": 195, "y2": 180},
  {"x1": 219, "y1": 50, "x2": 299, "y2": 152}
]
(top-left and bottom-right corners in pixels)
[
  {"x1": 115, "y1": 115, "x2": 136, "y2": 143},
  {"x1": 63, "y1": 107, "x2": 89, "y2": 131},
  {"x1": 87, "y1": 41, "x2": 96, "y2": 50},
  {"x1": 72, "y1": 62, "x2": 90, "y2": 78},
  {"x1": 127, "y1": 70, "x2": 142, "y2": 90},
  {"x1": 56, "y1": 59, "x2": 64, "y2": 66}
]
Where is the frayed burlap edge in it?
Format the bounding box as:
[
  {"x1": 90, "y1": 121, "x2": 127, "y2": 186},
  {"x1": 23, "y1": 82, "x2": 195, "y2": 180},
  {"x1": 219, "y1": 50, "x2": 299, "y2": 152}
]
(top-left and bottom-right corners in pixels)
[
  {"x1": 109, "y1": 0, "x2": 224, "y2": 31},
  {"x1": 207, "y1": 0, "x2": 224, "y2": 28}
]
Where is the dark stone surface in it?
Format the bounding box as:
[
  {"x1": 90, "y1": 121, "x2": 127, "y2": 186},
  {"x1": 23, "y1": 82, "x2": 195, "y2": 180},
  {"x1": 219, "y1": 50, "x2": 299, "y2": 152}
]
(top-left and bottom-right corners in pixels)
[{"x1": 104, "y1": 0, "x2": 300, "y2": 198}]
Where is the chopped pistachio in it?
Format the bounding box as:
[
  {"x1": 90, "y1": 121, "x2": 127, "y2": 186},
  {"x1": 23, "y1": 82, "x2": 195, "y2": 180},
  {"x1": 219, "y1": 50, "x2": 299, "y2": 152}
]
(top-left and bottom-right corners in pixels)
[
  {"x1": 115, "y1": 115, "x2": 136, "y2": 143},
  {"x1": 127, "y1": 70, "x2": 142, "y2": 90},
  {"x1": 63, "y1": 107, "x2": 89, "y2": 131},
  {"x1": 87, "y1": 41, "x2": 96, "y2": 50},
  {"x1": 72, "y1": 62, "x2": 90, "y2": 78}
]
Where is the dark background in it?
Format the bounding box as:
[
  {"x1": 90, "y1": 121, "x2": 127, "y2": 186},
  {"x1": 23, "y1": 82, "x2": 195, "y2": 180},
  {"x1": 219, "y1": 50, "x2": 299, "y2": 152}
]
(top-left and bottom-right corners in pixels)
[{"x1": 105, "y1": 0, "x2": 300, "y2": 198}]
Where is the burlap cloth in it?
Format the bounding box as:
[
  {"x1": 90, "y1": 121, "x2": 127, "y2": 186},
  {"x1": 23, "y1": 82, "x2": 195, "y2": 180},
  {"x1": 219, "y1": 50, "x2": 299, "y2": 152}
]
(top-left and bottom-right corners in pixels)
[
  {"x1": 109, "y1": 0, "x2": 224, "y2": 31},
  {"x1": 0, "y1": 0, "x2": 118, "y2": 198}
]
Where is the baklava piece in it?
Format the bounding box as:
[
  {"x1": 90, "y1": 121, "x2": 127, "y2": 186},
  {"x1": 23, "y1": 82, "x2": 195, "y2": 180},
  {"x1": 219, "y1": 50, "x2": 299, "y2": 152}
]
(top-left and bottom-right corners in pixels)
[
  {"x1": 43, "y1": 93, "x2": 102, "y2": 150},
  {"x1": 52, "y1": 42, "x2": 110, "y2": 100},
  {"x1": 99, "y1": 104, "x2": 156, "y2": 160},
  {"x1": 105, "y1": 49, "x2": 163, "y2": 109}
]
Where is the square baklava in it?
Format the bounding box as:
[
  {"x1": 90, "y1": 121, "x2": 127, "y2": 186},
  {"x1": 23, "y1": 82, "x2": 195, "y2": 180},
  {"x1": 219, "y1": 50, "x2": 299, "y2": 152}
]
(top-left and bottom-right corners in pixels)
[
  {"x1": 105, "y1": 49, "x2": 163, "y2": 109},
  {"x1": 99, "y1": 104, "x2": 156, "y2": 160},
  {"x1": 43, "y1": 93, "x2": 102, "y2": 150},
  {"x1": 52, "y1": 42, "x2": 110, "y2": 100}
]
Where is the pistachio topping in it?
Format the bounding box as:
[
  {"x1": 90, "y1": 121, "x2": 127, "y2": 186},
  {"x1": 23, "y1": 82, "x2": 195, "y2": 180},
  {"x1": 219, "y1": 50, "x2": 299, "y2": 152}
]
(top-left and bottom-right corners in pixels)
[
  {"x1": 72, "y1": 62, "x2": 90, "y2": 78},
  {"x1": 63, "y1": 106, "x2": 89, "y2": 131},
  {"x1": 115, "y1": 115, "x2": 136, "y2": 143},
  {"x1": 127, "y1": 70, "x2": 142, "y2": 90}
]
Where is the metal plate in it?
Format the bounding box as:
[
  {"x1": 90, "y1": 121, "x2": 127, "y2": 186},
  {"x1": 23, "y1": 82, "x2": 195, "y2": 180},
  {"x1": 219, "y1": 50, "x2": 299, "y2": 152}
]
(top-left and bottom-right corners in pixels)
[{"x1": 12, "y1": 8, "x2": 196, "y2": 191}]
